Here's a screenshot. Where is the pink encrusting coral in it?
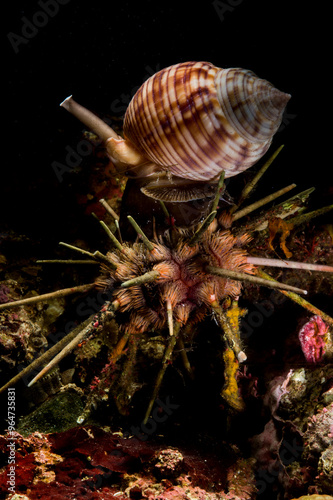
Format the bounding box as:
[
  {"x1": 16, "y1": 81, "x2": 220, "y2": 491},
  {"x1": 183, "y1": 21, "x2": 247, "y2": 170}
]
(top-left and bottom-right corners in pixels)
[{"x1": 298, "y1": 315, "x2": 329, "y2": 363}]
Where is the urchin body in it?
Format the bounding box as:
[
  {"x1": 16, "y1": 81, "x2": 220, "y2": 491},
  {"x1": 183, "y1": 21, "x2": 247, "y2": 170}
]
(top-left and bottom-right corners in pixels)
[{"x1": 97, "y1": 226, "x2": 254, "y2": 335}]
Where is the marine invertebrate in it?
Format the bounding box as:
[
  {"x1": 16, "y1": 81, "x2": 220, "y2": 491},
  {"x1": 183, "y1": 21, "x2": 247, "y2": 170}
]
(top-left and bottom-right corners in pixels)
[
  {"x1": 298, "y1": 316, "x2": 330, "y2": 363},
  {"x1": 0, "y1": 62, "x2": 332, "y2": 427},
  {"x1": 96, "y1": 218, "x2": 255, "y2": 351},
  {"x1": 61, "y1": 61, "x2": 290, "y2": 202}
]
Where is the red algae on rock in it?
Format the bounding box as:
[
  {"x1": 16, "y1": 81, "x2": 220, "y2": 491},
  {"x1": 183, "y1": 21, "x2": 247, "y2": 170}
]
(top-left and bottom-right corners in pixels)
[
  {"x1": 153, "y1": 448, "x2": 184, "y2": 479},
  {"x1": 0, "y1": 425, "x2": 260, "y2": 499}
]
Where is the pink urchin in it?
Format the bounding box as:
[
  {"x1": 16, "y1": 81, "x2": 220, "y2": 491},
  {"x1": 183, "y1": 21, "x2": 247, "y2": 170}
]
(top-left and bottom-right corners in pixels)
[{"x1": 298, "y1": 315, "x2": 329, "y2": 363}]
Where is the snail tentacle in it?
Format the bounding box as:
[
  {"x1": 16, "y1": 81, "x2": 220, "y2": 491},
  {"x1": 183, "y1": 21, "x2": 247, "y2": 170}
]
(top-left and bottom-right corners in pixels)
[{"x1": 60, "y1": 96, "x2": 148, "y2": 174}]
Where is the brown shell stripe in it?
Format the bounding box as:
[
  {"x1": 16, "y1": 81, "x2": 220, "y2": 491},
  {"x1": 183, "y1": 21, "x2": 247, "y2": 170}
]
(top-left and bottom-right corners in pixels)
[
  {"x1": 125, "y1": 67, "x2": 176, "y2": 169},
  {"x1": 161, "y1": 62, "x2": 219, "y2": 180},
  {"x1": 165, "y1": 62, "x2": 246, "y2": 181},
  {"x1": 125, "y1": 62, "x2": 235, "y2": 181},
  {"x1": 154, "y1": 62, "x2": 210, "y2": 177},
  {"x1": 179, "y1": 63, "x2": 228, "y2": 179}
]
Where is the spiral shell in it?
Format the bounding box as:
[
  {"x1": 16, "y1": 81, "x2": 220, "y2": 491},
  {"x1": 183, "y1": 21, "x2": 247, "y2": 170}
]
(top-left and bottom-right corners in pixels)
[
  {"x1": 123, "y1": 61, "x2": 290, "y2": 182},
  {"x1": 60, "y1": 61, "x2": 290, "y2": 202}
]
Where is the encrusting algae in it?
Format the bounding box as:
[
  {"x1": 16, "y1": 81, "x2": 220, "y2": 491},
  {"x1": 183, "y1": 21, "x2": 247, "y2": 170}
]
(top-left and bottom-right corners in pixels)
[{"x1": 221, "y1": 300, "x2": 248, "y2": 411}]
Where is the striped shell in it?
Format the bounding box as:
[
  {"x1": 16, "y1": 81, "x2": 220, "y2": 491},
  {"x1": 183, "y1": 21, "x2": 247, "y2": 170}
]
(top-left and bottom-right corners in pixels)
[{"x1": 123, "y1": 61, "x2": 290, "y2": 181}]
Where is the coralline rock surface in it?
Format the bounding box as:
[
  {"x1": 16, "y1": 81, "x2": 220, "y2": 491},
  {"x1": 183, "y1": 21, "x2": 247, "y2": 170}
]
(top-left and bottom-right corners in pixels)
[
  {"x1": 0, "y1": 426, "x2": 258, "y2": 500},
  {"x1": 251, "y1": 363, "x2": 333, "y2": 499}
]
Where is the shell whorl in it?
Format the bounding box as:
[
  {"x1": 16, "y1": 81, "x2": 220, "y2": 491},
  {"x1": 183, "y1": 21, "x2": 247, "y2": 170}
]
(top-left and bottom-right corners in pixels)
[
  {"x1": 123, "y1": 61, "x2": 290, "y2": 181},
  {"x1": 215, "y1": 68, "x2": 290, "y2": 144}
]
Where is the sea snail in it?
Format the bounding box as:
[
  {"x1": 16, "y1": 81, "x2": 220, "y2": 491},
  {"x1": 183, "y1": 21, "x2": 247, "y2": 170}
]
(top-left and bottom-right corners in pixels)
[{"x1": 61, "y1": 61, "x2": 290, "y2": 202}]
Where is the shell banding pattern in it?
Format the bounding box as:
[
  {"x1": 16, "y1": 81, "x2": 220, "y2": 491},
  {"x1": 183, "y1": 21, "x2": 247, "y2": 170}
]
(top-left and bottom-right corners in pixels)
[{"x1": 123, "y1": 61, "x2": 290, "y2": 182}]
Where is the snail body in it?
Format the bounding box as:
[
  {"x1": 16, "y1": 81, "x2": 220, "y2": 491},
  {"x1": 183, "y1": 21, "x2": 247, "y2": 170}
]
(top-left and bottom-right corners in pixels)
[{"x1": 61, "y1": 61, "x2": 290, "y2": 202}]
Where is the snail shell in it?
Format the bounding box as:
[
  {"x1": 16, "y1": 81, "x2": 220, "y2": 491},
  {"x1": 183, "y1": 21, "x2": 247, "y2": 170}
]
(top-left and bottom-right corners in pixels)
[
  {"x1": 61, "y1": 61, "x2": 290, "y2": 202},
  {"x1": 124, "y1": 62, "x2": 289, "y2": 184}
]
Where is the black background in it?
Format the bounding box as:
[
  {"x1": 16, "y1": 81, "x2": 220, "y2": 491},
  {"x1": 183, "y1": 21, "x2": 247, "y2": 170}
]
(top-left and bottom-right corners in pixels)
[{"x1": 3, "y1": 1, "x2": 331, "y2": 243}]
